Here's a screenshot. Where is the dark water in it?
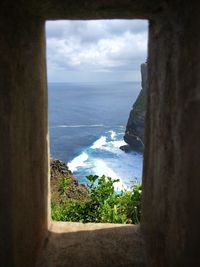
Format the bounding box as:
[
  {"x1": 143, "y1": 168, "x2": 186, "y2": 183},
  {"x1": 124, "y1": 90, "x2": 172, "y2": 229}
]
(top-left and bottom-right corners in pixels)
[{"x1": 48, "y1": 82, "x2": 143, "y2": 189}]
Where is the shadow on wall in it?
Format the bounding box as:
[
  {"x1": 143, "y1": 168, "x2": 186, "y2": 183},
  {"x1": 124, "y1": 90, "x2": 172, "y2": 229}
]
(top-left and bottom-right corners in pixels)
[{"x1": 36, "y1": 222, "x2": 146, "y2": 267}]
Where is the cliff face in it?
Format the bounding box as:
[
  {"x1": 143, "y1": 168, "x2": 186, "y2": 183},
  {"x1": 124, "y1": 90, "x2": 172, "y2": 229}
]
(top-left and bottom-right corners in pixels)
[
  {"x1": 123, "y1": 63, "x2": 147, "y2": 152},
  {"x1": 50, "y1": 159, "x2": 88, "y2": 204}
]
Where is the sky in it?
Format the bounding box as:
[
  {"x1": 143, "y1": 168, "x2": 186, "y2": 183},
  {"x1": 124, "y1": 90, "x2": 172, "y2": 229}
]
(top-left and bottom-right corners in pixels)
[{"x1": 46, "y1": 20, "x2": 148, "y2": 83}]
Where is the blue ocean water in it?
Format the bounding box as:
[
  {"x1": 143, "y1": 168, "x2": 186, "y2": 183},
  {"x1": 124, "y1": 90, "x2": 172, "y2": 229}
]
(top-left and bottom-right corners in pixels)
[{"x1": 48, "y1": 82, "x2": 143, "y2": 190}]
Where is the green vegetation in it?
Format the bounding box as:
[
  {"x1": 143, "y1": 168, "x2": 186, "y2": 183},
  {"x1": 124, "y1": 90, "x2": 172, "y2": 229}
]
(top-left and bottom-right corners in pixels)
[
  {"x1": 58, "y1": 176, "x2": 72, "y2": 195},
  {"x1": 52, "y1": 175, "x2": 142, "y2": 224}
]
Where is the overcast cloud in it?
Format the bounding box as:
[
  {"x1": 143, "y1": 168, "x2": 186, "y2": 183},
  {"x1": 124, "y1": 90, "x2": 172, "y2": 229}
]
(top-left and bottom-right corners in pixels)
[{"x1": 46, "y1": 20, "x2": 148, "y2": 82}]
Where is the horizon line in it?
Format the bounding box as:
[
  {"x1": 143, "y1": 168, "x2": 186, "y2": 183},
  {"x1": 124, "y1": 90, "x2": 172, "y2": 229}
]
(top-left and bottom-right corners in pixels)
[{"x1": 48, "y1": 80, "x2": 141, "y2": 84}]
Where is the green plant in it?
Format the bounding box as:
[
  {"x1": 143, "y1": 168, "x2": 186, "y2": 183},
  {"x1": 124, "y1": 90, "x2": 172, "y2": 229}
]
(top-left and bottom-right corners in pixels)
[
  {"x1": 58, "y1": 176, "x2": 72, "y2": 195},
  {"x1": 52, "y1": 175, "x2": 142, "y2": 224}
]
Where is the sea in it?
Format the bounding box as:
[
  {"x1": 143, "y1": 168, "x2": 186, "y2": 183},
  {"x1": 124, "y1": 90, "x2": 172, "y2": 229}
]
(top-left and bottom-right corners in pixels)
[{"x1": 48, "y1": 82, "x2": 143, "y2": 190}]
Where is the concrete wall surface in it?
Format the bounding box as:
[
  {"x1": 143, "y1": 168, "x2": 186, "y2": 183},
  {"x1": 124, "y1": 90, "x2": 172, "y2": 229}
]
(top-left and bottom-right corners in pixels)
[
  {"x1": 37, "y1": 222, "x2": 146, "y2": 267},
  {"x1": 142, "y1": 2, "x2": 200, "y2": 266},
  {"x1": 0, "y1": 9, "x2": 49, "y2": 267}
]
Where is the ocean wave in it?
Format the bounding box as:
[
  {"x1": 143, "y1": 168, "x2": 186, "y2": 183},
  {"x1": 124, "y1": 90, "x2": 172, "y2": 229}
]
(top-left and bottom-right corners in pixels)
[
  {"x1": 94, "y1": 132, "x2": 126, "y2": 153},
  {"x1": 100, "y1": 141, "x2": 126, "y2": 157},
  {"x1": 92, "y1": 159, "x2": 128, "y2": 191},
  {"x1": 91, "y1": 136, "x2": 107, "y2": 149},
  {"x1": 68, "y1": 152, "x2": 88, "y2": 172},
  {"x1": 67, "y1": 130, "x2": 143, "y2": 189},
  {"x1": 50, "y1": 124, "x2": 105, "y2": 128},
  {"x1": 91, "y1": 131, "x2": 125, "y2": 151},
  {"x1": 108, "y1": 130, "x2": 117, "y2": 140},
  {"x1": 111, "y1": 140, "x2": 126, "y2": 148}
]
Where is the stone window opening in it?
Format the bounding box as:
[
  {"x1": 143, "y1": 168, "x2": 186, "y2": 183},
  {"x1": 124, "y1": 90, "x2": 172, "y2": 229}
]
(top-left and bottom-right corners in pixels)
[
  {"x1": 46, "y1": 20, "x2": 148, "y2": 228},
  {"x1": 1, "y1": 1, "x2": 198, "y2": 266}
]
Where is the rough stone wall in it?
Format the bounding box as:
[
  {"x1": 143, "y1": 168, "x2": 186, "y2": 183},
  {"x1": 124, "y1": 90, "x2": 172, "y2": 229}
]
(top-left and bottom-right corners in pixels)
[
  {"x1": 0, "y1": 12, "x2": 49, "y2": 267},
  {"x1": 141, "y1": 2, "x2": 200, "y2": 266}
]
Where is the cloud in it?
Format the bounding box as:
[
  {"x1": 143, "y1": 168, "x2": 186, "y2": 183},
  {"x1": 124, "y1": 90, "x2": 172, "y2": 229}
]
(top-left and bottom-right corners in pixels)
[{"x1": 46, "y1": 20, "x2": 148, "y2": 82}]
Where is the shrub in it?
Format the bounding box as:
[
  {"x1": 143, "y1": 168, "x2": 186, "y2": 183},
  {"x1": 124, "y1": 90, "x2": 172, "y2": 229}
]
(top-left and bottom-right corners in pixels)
[
  {"x1": 51, "y1": 175, "x2": 142, "y2": 224},
  {"x1": 58, "y1": 176, "x2": 72, "y2": 195}
]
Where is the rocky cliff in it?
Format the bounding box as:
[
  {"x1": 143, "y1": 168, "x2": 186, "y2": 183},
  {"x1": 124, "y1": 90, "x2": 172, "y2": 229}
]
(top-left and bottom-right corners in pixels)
[
  {"x1": 122, "y1": 63, "x2": 147, "y2": 152},
  {"x1": 50, "y1": 159, "x2": 88, "y2": 204}
]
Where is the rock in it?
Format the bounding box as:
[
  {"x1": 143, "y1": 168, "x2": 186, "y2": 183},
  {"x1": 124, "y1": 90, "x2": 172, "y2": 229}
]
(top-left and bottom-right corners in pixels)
[
  {"x1": 123, "y1": 63, "x2": 147, "y2": 152},
  {"x1": 120, "y1": 145, "x2": 133, "y2": 153},
  {"x1": 50, "y1": 158, "x2": 88, "y2": 204}
]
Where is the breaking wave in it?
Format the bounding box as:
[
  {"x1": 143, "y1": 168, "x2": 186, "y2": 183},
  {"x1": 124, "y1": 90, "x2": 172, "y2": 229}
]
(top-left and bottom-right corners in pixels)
[
  {"x1": 68, "y1": 152, "x2": 88, "y2": 172},
  {"x1": 67, "y1": 130, "x2": 143, "y2": 190},
  {"x1": 51, "y1": 124, "x2": 107, "y2": 128}
]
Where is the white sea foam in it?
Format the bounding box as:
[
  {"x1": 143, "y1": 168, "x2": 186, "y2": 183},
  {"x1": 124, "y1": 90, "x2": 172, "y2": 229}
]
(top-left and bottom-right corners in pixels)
[
  {"x1": 92, "y1": 159, "x2": 128, "y2": 191},
  {"x1": 50, "y1": 124, "x2": 106, "y2": 128},
  {"x1": 97, "y1": 140, "x2": 126, "y2": 156},
  {"x1": 109, "y1": 130, "x2": 117, "y2": 140},
  {"x1": 67, "y1": 131, "x2": 143, "y2": 189},
  {"x1": 91, "y1": 136, "x2": 107, "y2": 149},
  {"x1": 111, "y1": 140, "x2": 127, "y2": 148},
  {"x1": 68, "y1": 152, "x2": 88, "y2": 172}
]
